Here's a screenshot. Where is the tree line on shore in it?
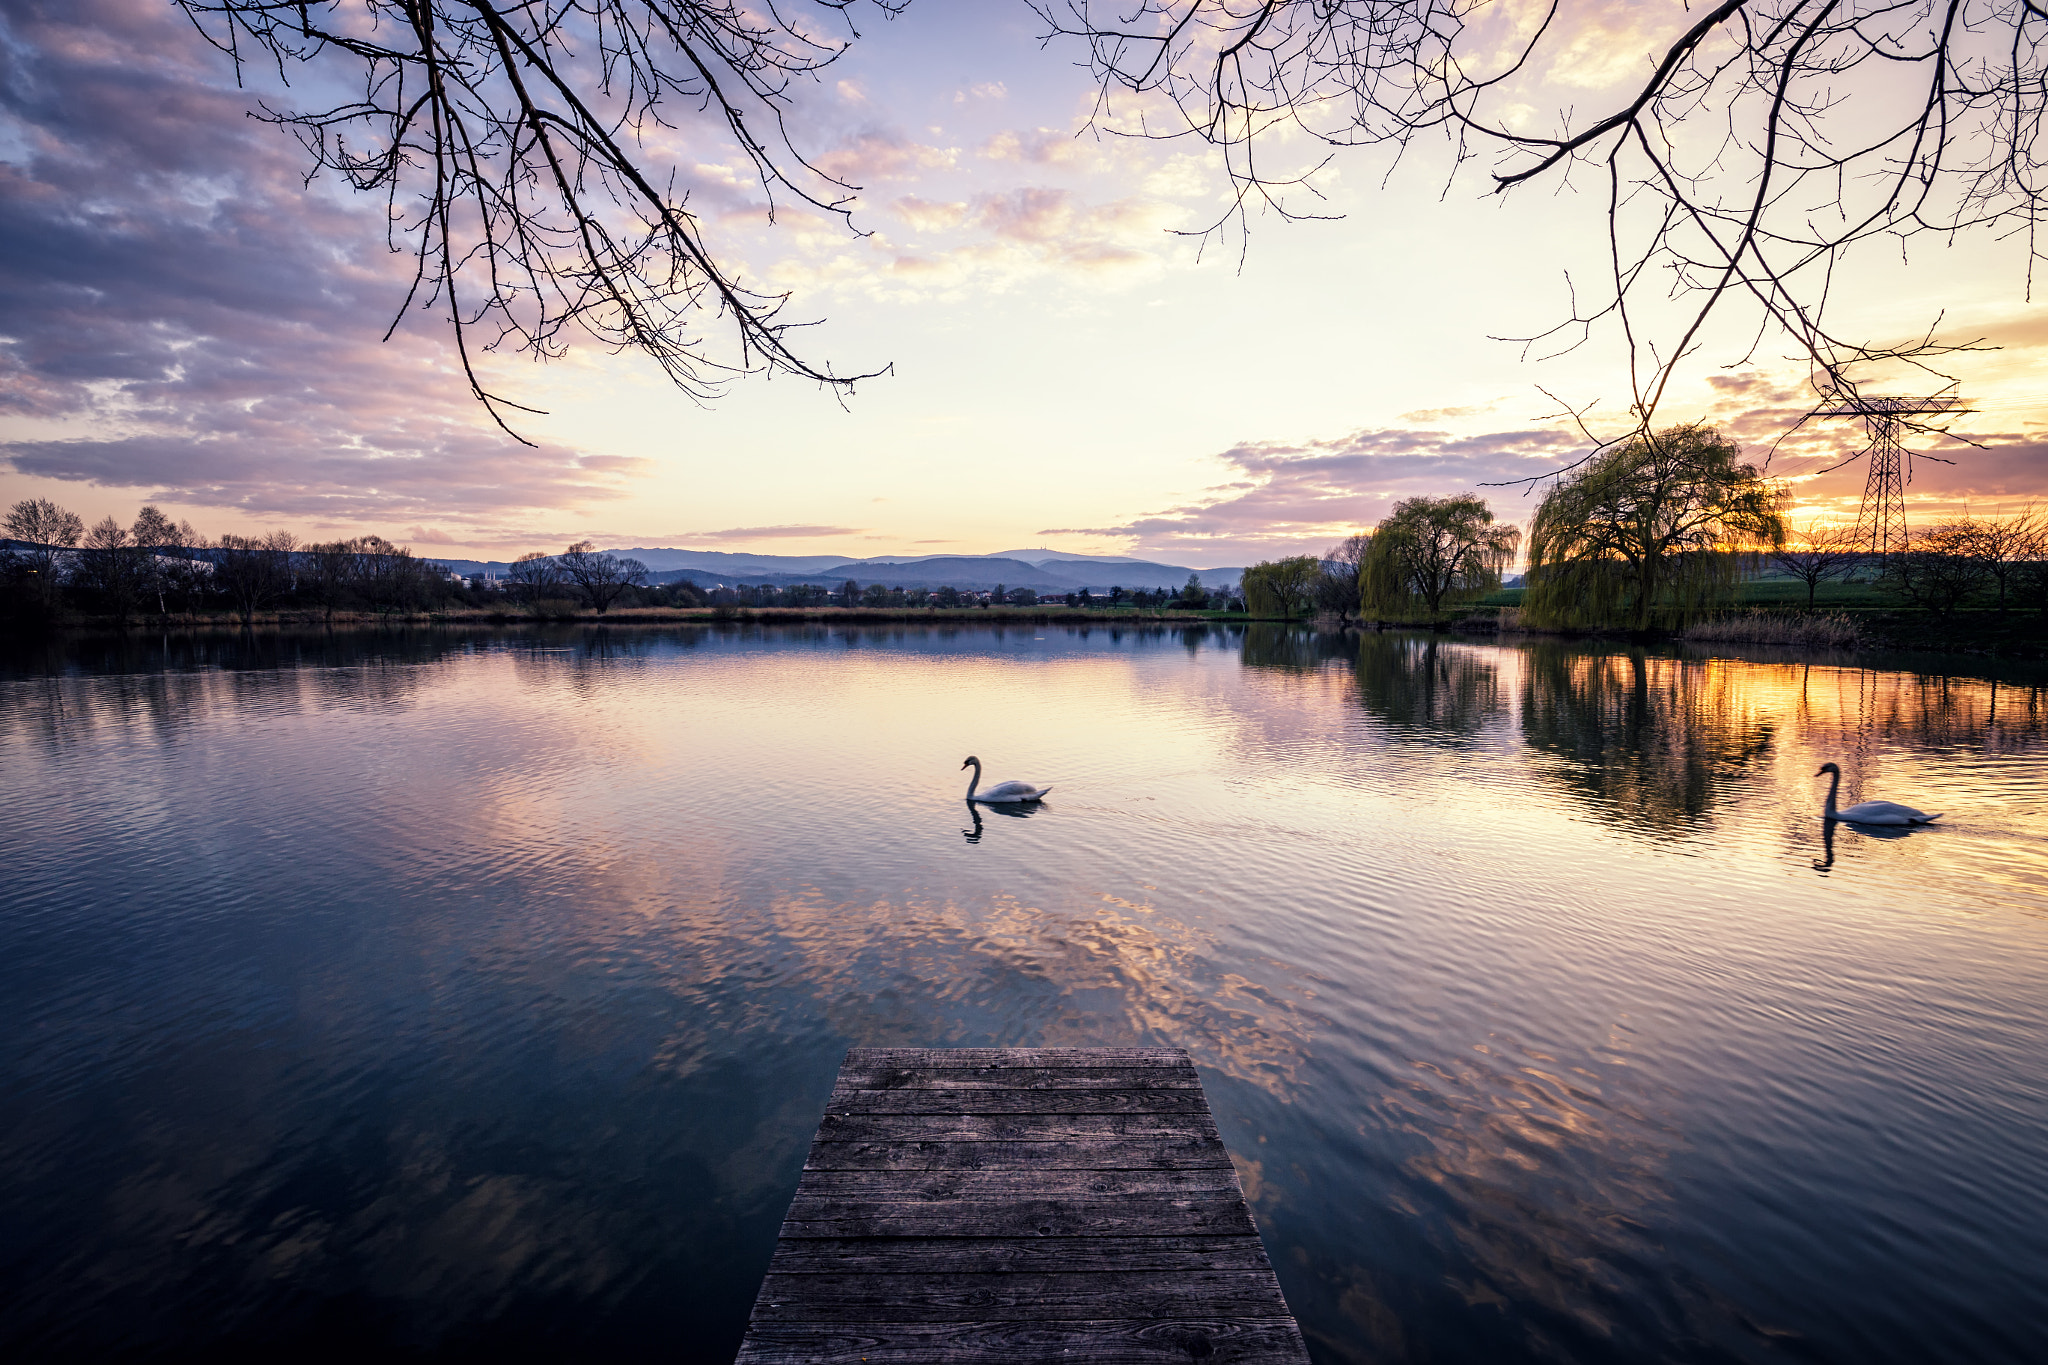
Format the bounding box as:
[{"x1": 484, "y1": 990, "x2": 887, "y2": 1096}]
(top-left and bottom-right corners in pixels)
[
  {"x1": 15, "y1": 422, "x2": 2047, "y2": 634},
  {"x1": 702, "y1": 578, "x2": 1235, "y2": 612},
  {"x1": 0, "y1": 501, "x2": 1244, "y2": 627},
  {"x1": 1239, "y1": 424, "x2": 2048, "y2": 630},
  {"x1": 0, "y1": 503, "x2": 703, "y2": 626}
]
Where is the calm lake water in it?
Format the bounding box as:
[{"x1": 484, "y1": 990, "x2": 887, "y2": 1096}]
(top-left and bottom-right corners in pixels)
[{"x1": 3, "y1": 623, "x2": 2046, "y2": 1364}]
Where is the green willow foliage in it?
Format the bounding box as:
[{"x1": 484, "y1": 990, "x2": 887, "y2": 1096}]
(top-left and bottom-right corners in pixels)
[
  {"x1": 1241, "y1": 556, "x2": 1322, "y2": 618},
  {"x1": 1359, "y1": 494, "x2": 1519, "y2": 620},
  {"x1": 1524, "y1": 424, "x2": 1784, "y2": 631}
]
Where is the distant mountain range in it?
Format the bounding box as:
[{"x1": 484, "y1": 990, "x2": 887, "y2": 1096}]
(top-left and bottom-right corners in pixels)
[{"x1": 425, "y1": 547, "x2": 1243, "y2": 593}]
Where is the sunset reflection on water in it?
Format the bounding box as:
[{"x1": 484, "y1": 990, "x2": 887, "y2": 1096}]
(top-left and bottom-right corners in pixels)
[{"x1": 3, "y1": 624, "x2": 2045, "y2": 1363}]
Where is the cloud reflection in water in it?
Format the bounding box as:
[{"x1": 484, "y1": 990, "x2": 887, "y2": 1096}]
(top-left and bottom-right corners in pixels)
[{"x1": 2, "y1": 624, "x2": 2045, "y2": 1363}]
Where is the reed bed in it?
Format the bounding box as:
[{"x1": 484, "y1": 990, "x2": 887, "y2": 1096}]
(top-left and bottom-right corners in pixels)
[{"x1": 1683, "y1": 609, "x2": 1861, "y2": 648}]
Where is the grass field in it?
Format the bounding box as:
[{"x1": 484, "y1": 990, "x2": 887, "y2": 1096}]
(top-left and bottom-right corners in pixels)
[
  {"x1": 1464, "y1": 577, "x2": 2047, "y2": 657},
  {"x1": 1480, "y1": 579, "x2": 1888, "y2": 609}
]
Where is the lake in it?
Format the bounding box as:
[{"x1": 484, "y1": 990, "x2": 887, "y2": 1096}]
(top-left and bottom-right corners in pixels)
[{"x1": 3, "y1": 623, "x2": 2045, "y2": 1363}]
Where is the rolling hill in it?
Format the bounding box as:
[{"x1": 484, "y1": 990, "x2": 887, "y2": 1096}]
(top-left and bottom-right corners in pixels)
[{"x1": 427, "y1": 547, "x2": 1242, "y2": 593}]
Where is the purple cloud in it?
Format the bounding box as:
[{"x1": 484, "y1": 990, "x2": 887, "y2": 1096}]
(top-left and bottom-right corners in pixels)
[
  {"x1": 686, "y1": 524, "x2": 867, "y2": 540},
  {"x1": 0, "y1": 0, "x2": 638, "y2": 530},
  {"x1": 1697, "y1": 373, "x2": 2048, "y2": 517},
  {"x1": 1045, "y1": 426, "x2": 1584, "y2": 561}
]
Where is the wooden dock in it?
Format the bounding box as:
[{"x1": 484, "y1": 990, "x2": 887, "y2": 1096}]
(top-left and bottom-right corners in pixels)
[{"x1": 736, "y1": 1047, "x2": 1310, "y2": 1364}]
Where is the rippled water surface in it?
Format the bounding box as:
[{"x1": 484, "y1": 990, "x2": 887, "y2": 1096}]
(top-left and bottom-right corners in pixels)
[{"x1": 4, "y1": 624, "x2": 2047, "y2": 1363}]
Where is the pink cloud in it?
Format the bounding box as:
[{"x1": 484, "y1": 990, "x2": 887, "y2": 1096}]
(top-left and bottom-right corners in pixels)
[
  {"x1": 1695, "y1": 373, "x2": 2048, "y2": 519},
  {"x1": 813, "y1": 132, "x2": 957, "y2": 184},
  {"x1": 1044, "y1": 426, "x2": 1585, "y2": 562},
  {"x1": 979, "y1": 128, "x2": 1083, "y2": 165},
  {"x1": 891, "y1": 197, "x2": 969, "y2": 232},
  {"x1": 0, "y1": 0, "x2": 642, "y2": 532},
  {"x1": 685, "y1": 524, "x2": 866, "y2": 540}
]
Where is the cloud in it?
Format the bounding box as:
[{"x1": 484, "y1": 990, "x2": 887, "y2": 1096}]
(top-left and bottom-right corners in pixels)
[
  {"x1": 1976, "y1": 306, "x2": 2048, "y2": 350},
  {"x1": 979, "y1": 128, "x2": 1083, "y2": 165},
  {"x1": 975, "y1": 187, "x2": 1086, "y2": 244},
  {"x1": 1683, "y1": 371, "x2": 2048, "y2": 518},
  {"x1": 1052, "y1": 401, "x2": 2048, "y2": 564},
  {"x1": 1399, "y1": 400, "x2": 1509, "y2": 423},
  {"x1": 776, "y1": 185, "x2": 1177, "y2": 302},
  {"x1": 904, "y1": 188, "x2": 1169, "y2": 274},
  {"x1": 685, "y1": 524, "x2": 866, "y2": 540},
  {"x1": 891, "y1": 196, "x2": 969, "y2": 233},
  {"x1": 0, "y1": 0, "x2": 641, "y2": 535},
  {"x1": 968, "y1": 188, "x2": 1175, "y2": 254},
  {"x1": 1043, "y1": 425, "x2": 1585, "y2": 562},
  {"x1": 4, "y1": 433, "x2": 648, "y2": 523},
  {"x1": 1536, "y1": 1, "x2": 1677, "y2": 92},
  {"x1": 813, "y1": 131, "x2": 958, "y2": 185}
]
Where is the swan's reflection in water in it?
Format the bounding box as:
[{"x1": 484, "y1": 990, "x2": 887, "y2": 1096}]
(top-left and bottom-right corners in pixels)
[
  {"x1": 1814, "y1": 814, "x2": 1936, "y2": 872},
  {"x1": 961, "y1": 799, "x2": 1044, "y2": 843}
]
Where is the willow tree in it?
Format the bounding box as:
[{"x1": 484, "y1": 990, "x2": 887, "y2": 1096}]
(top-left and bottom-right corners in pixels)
[
  {"x1": 1241, "y1": 556, "x2": 1321, "y2": 619},
  {"x1": 1523, "y1": 424, "x2": 1783, "y2": 630},
  {"x1": 1358, "y1": 494, "x2": 1519, "y2": 620}
]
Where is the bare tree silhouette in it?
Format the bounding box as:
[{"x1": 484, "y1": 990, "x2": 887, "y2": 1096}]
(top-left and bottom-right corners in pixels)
[
  {"x1": 178, "y1": 0, "x2": 904, "y2": 438},
  {"x1": 1038, "y1": 1, "x2": 2044, "y2": 453}
]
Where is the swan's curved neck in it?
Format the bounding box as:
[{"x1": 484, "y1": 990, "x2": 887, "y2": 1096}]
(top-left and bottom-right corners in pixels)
[
  {"x1": 1823, "y1": 767, "x2": 1840, "y2": 818},
  {"x1": 965, "y1": 759, "x2": 981, "y2": 800}
]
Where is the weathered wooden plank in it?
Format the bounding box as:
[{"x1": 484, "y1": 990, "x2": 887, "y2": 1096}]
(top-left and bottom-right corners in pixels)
[
  {"x1": 749, "y1": 1269, "x2": 1289, "y2": 1323},
  {"x1": 845, "y1": 1047, "x2": 1192, "y2": 1068},
  {"x1": 803, "y1": 1136, "x2": 1233, "y2": 1171},
  {"x1": 733, "y1": 1317, "x2": 1310, "y2": 1365},
  {"x1": 791, "y1": 1169, "x2": 1245, "y2": 1201},
  {"x1": 823, "y1": 1087, "x2": 1209, "y2": 1116},
  {"x1": 815, "y1": 1111, "x2": 1221, "y2": 1143},
  {"x1": 741, "y1": 1049, "x2": 1309, "y2": 1364},
  {"x1": 779, "y1": 1194, "x2": 1258, "y2": 1239},
  {"x1": 760, "y1": 1235, "x2": 1274, "y2": 1276},
  {"x1": 836, "y1": 1064, "x2": 1200, "y2": 1092}
]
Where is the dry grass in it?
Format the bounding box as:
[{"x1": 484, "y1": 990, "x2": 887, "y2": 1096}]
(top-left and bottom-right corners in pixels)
[{"x1": 1683, "y1": 609, "x2": 1861, "y2": 648}]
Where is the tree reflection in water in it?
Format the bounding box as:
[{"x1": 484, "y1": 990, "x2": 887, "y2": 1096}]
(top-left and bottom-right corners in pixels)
[
  {"x1": 1520, "y1": 645, "x2": 1776, "y2": 833},
  {"x1": 1239, "y1": 622, "x2": 1356, "y2": 674},
  {"x1": 1351, "y1": 633, "x2": 1505, "y2": 740}
]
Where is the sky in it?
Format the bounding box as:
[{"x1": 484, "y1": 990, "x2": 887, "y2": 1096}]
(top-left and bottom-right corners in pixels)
[{"x1": 3, "y1": 0, "x2": 2047, "y2": 567}]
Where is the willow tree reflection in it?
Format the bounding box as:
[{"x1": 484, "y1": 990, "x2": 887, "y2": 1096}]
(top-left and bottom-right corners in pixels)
[
  {"x1": 1351, "y1": 634, "x2": 1505, "y2": 740},
  {"x1": 1520, "y1": 646, "x2": 1775, "y2": 832},
  {"x1": 1239, "y1": 623, "x2": 1356, "y2": 674}
]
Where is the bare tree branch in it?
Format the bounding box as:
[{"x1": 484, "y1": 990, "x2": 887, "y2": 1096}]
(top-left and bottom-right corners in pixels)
[
  {"x1": 1037, "y1": 0, "x2": 2046, "y2": 445},
  {"x1": 177, "y1": 1, "x2": 904, "y2": 438}
]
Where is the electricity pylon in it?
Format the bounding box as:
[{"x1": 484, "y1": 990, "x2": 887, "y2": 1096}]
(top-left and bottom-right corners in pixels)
[{"x1": 1809, "y1": 395, "x2": 1970, "y2": 554}]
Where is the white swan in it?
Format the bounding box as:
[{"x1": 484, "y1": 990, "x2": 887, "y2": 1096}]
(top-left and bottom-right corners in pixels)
[
  {"x1": 962, "y1": 755, "x2": 1051, "y2": 804},
  {"x1": 1818, "y1": 763, "x2": 1942, "y2": 826}
]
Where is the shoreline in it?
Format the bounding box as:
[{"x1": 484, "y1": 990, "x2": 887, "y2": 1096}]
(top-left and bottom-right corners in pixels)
[
  {"x1": 8, "y1": 603, "x2": 2044, "y2": 665},
  {"x1": 1, "y1": 604, "x2": 1254, "y2": 632}
]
